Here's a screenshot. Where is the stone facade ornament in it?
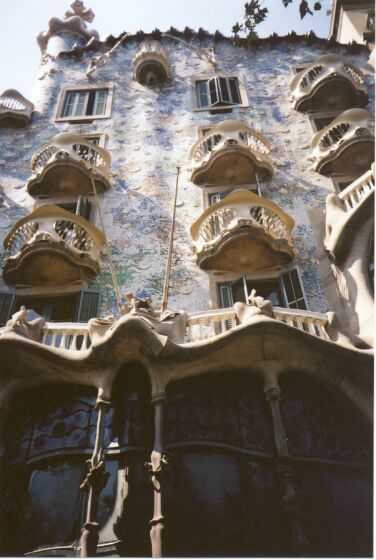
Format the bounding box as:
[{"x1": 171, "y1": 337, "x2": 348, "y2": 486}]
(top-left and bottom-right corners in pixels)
[
  {"x1": 133, "y1": 41, "x2": 171, "y2": 85},
  {"x1": 234, "y1": 290, "x2": 273, "y2": 324},
  {"x1": 2, "y1": 306, "x2": 45, "y2": 342},
  {"x1": 37, "y1": 1, "x2": 99, "y2": 54}
]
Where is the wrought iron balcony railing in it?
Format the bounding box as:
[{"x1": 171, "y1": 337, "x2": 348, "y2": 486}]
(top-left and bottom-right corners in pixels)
[
  {"x1": 27, "y1": 133, "x2": 111, "y2": 197},
  {"x1": 290, "y1": 54, "x2": 368, "y2": 112},
  {"x1": 190, "y1": 189, "x2": 295, "y2": 272},
  {"x1": 133, "y1": 40, "x2": 171, "y2": 85},
  {"x1": 309, "y1": 108, "x2": 374, "y2": 176},
  {"x1": 0, "y1": 89, "x2": 34, "y2": 127},
  {"x1": 3, "y1": 204, "x2": 106, "y2": 287},
  {"x1": 189, "y1": 120, "x2": 273, "y2": 185}
]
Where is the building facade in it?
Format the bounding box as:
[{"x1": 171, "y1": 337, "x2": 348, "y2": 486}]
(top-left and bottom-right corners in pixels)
[{"x1": 0, "y1": 1, "x2": 374, "y2": 557}]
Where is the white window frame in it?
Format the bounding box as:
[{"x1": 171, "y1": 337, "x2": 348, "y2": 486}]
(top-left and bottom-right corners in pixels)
[
  {"x1": 55, "y1": 86, "x2": 114, "y2": 122},
  {"x1": 191, "y1": 73, "x2": 249, "y2": 112}
]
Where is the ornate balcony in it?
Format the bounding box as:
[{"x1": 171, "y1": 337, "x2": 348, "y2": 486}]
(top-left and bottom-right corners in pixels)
[
  {"x1": 189, "y1": 120, "x2": 273, "y2": 186},
  {"x1": 0, "y1": 90, "x2": 34, "y2": 127},
  {"x1": 190, "y1": 189, "x2": 295, "y2": 272},
  {"x1": 27, "y1": 133, "x2": 111, "y2": 198},
  {"x1": 290, "y1": 55, "x2": 368, "y2": 112},
  {"x1": 325, "y1": 165, "x2": 374, "y2": 261},
  {"x1": 310, "y1": 109, "x2": 374, "y2": 176},
  {"x1": 3, "y1": 204, "x2": 106, "y2": 288},
  {"x1": 133, "y1": 40, "x2": 171, "y2": 85}
]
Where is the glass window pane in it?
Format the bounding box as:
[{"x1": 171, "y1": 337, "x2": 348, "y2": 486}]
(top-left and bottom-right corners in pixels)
[
  {"x1": 93, "y1": 90, "x2": 108, "y2": 115},
  {"x1": 75, "y1": 91, "x2": 88, "y2": 116},
  {"x1": 219, "y1": 285, "x2": 232, "y2": 308},
  {"x1": 196, "y1": 81, "x2": 209, "y2": 108},
  {"x1": 62, "y1": 92, "x2": 77, "y2": 117}
]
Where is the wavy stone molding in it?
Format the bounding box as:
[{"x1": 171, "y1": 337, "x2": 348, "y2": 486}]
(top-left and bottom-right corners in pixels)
[
  {"x1": 37, "y1": 0, "x2": 99, "y2": 54},
  {"x1": 0, "y1": 90, "x2": 34, "y2": 128},
  {"x1": 27, "y1": 133, "x2": 112, "y2": 197},
  {"x1": 290, "y1": 54, "x2": 368, "y2": 112},
  {"x1": 0, "y1": 313, "x2": 372, "y2": 424},
  {"x1": 133, "y1": 40, "x2": 171, "y2": 85},
  {"x1": 3, "y1": 204, "x2": 106, "y2": 288},
  {"x1": 309, "y1": 108, "x2": 374, "y2": 176},
  {"x1": 190, "y1": 120, "x2": 273, "y2": 185},
  {"x1": 190, "y1": 189, "x2": 295, "y2": 272}
]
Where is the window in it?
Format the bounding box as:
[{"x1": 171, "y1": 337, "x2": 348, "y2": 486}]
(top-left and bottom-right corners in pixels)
[
  {"x1": 219, "y1": 268, "x2": 307, "y2": 310},
  {"x1": 0, "y1": 292, "x2": 15, "y2": 326},
  {"x1": 291, "y1": 65, "x2": 308, "y2": 75},
  {"x1": 56, "y1": 87, "x2": 114, "y2": 121},
  {"x1": 56, "y1": 195, "x2": 93, "y2": 221},
  {"x1": 193, "y1": 75, "x2": 248, "y2": 112},
  {"x1": 309, "y1": 112, "x2": 338, "y2": 133},
  {"x1": 12, "y1": 290, "x2": 100, "y2": 323}
]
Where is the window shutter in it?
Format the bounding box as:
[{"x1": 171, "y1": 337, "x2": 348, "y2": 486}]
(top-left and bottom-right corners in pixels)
[
  {"x1": 219, "y1": 285, "x2": 233, "y2": 308},
  {"x1": 218, "y1": 77, "x2": 230, "y2": 103},
  {"x1": 228, "y1": 78, "x2": 241, "y2": 104},
  {"x1": 231, "y1": 276, "x2": 248, "y2": 304},
  {"x1": 208, "y1": 77, "x2": 220, "y2": 106},
  {"x1": 75, "y1": 196, "x2": 91, "y2": 221},
  {"x1": 76, "y1": 290, "x2": 101, "y2": 322},
  {"x1": 0, "y1": 292, "x2": 15, "y2": 326},
  {"x1": 280, "y1": 268, "x2": 307, "y2": 310}
]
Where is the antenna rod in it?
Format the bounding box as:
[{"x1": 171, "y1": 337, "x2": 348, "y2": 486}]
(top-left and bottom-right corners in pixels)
[
  {"x1": 161, "y1": 166, "x2": 181, "y2": 314},
  {"x1": 89, "y1": 171, "x2": 122, "y2": 316}
]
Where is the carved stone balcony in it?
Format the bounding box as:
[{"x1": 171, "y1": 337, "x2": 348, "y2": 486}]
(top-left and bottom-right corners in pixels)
[
  {"x1": 3, "y1": 204, "x2": 106, "y2": 288},
  {"x1": 0, "y1": 90, "x2": 34, "y2": 128},
  {"x1": 290, "y1": 55, "x2": 368, "y2": 112},
  {"x1": 27, "y1": 133, "x2": 111, "y2": 197},
  {"x1": 189, "y1": 120, "x2": 273, "y2": 186},
  {"x1": 133, "y1": 40, "x2": 171, "y2": 85},
  {"x1": 190, "y1": 189, "x2": 295, "y2": 272},
  {"x1": 310, "y1": 108, "x2": 374, "y2": 176},
  {"x1": 325, "y1": 165, "x2": 375, "y2": 261}
]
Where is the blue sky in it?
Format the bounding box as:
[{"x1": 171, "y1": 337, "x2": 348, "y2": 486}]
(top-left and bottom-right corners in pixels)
[{"x1": 0, "y1": 0, "x2": 331, "y2": 99}]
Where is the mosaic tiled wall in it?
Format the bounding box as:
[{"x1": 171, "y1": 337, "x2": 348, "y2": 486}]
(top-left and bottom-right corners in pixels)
[{"x1": 0, "y1": 36, "x2": 374, "y2": 317}]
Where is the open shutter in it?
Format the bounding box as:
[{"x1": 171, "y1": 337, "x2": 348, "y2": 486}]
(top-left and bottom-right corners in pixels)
[
  {"x1": 228, "y1": 77, "x2": 241, "y2": 104},
  {"x1": 218, "y1": 77, "x2": 231, "y2": 104},
  {"x1": 76, "y1": 290, "x2": 101, "y2": 322},
  {"x1": 280, "y1": 268, "x2": 307, "y2": 310},
  {"x1": 75, "y1": 196, "x2": 91, "y2": 221},
  {"x1": 208, "y1": 77, "x2": 220, "y2": 107},
  {"x1": 0, "y1": 292, "x2": 15, "y2": 326},
  {"x1": 230, "y1": 276, "x2": 248, "y2": 304},
  {"x1": 219, "y1": 285, "x2": 233, "y2": 308}
]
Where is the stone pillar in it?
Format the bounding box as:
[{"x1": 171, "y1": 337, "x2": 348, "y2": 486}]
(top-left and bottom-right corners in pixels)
[
  {"x1": 260, "y1": 361, "x2": 310, "y2": 556},
  {"x1": 145, "y1": 392, "x2": 169, "y2": 558},
  {"x1": 80, "y1": 397, "x2": 111, "y2": 557}
]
